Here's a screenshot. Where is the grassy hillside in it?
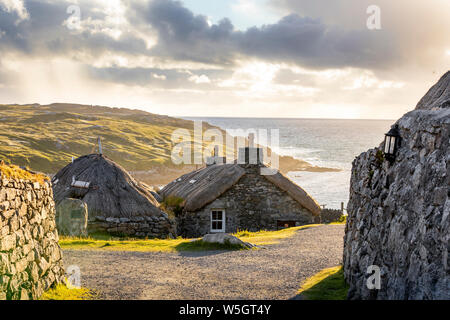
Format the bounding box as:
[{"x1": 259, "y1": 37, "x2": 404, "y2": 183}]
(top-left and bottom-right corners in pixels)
[
  {"x1": 0, "y1": 103, "x2": 337, "y2": 185},
  {"x1": 0, "y1": 161, "x2": 49, "y2": 184},
  {"x1": 0, "y1": 103, "x2": 220, "y2": 172}
]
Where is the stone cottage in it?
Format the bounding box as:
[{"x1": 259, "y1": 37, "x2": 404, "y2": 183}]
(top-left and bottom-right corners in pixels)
[{"x1": 160, "y1": 147, "x2": 321, "y2": 237}]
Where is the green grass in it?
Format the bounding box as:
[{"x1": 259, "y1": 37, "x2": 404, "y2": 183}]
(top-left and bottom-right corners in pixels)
[
  {"x1": 0, "y1": 161, "x2": 49, "y2": 183},
  {"x1": 59, "y1": 224, "x2": 321, "y2": 252},
  {"x1": 160, "y1": 195, "x2": 185, "y2": 218},
  {"x1": 40, "y1": 280, "x2": 94, "y2": 300},
  {"x1": 59, "y1": 236, "x2": 248, "y2": 252},
  {"x1": 59, "y1": 236, "x2": 195, "y2": 252},
  {"x1": 234, "y1": 224, "x2": 321, "y2": 245},
  {"x1": 176, "y1": 239, "x2": 249, "y2": 251},
  {"x1": 297, "y1": 266, "x2": 349, "y2": 300},
  {"x1": 328, "y1": 215, "x2": 347, "y2": 225}
]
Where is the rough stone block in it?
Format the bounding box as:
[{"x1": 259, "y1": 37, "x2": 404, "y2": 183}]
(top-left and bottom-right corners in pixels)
[
  {"x1": 56, "y1": 198, "x2": 88, "y2": 237},
  {"x1": 0, "y1": 234, "x2": 16, "y2": 251}
]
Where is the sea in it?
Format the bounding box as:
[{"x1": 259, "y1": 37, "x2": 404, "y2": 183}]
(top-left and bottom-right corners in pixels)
[{"x1": 184, "y1": 117, "x2": 395, "y2": 210}]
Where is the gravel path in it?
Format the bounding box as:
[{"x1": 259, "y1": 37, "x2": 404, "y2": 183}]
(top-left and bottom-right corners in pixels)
[{"x1": 63, "y1": 225, "x2": 344, "y2": 300}]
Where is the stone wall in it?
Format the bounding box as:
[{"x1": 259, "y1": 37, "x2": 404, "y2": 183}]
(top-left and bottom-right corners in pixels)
[
  {"x1": 89, "y1": 213, "x2": 176, "y2": 238},
  {"x1": 178, "y1": 164, "x2": 315, "y2": 238},
  {"x1": 321, "y1": 209, "x2": 344, "y2": 224},
  {"x1": 343, "y1": 80, "x2": 449, "y2": 299},
  {"x1": 0, "y1": 177, "x2": 65, "y2": 300}
]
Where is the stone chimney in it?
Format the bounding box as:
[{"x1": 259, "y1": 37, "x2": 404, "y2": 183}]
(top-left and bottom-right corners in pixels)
[
  {"x1": 206, "y1": 145, "x2": 226, "y2": 166},
  {"x1": 238, "y1": 133, "x2": 264, "y2": 165}
]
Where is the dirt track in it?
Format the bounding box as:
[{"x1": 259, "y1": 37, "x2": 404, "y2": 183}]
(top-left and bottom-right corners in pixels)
[{"x1": 63, "y1": 224, "x2": 345, "y2": 300}]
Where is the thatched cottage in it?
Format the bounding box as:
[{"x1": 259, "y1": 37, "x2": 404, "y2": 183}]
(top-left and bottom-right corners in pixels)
[
  {"x1": 160, "y1": 147, "x2": 321, "y2": 237},
  {"x1": 52, "y1": 154, "x2": 176, "y2": 238}
]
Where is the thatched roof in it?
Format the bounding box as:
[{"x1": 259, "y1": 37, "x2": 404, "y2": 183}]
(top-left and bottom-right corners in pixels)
[
  {"x1": 160, "y1": 164, "x2": 321, "y2": 215},
  {"x1": 53, "y1": 154, "x2": 163, "y2": 219},
  {"x1": 160, "y1": 164, "x2": 246, "y2": 212}
]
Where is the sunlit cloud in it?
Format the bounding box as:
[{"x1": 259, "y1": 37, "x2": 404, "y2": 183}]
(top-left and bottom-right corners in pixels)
[
  {"x1": 188, "y1": 74, "x2": 211, "y2": 84},
  {"x1": 153, "y1": 73, "x2": 166, "y2": 80},
  {"x1": 343, "y1": 71, "x2": 405, "y2": 90},
  {"x1": 0, "y1": 0, "x2": 28, "y2": 22}
]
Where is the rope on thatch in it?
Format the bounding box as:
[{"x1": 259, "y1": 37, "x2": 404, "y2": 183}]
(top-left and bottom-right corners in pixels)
[
  {"x1": 263, "y1": 171, "x2": 321, "y2": 216},
  {"x1": 160, "y1": 164, "x2": 246, "y2": 212},
  {"x1": 53, "y1": 154, "x2": 163, "y2": 219}
]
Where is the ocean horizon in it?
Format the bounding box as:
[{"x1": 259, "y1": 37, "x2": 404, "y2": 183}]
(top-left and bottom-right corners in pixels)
[{"x1": 183, "y1": 117, "x2": 395, "y2": 209}]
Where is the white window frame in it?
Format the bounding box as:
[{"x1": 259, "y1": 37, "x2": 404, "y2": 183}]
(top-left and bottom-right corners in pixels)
[{"x1": 210, "y1": 209, "x2": 226, "y2": 233}]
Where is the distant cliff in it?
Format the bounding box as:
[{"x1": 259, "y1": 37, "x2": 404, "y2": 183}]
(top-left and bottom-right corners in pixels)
[{"x1": 344, "y1": 71, "x2": 449, "y2": 299}]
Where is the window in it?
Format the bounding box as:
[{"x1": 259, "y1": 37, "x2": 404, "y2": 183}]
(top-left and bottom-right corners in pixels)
[
  {"x1": 384, "y1": 135, "x2": 396, "y2": 155},
  {"x1": 389, "y1": 136, "x2": 396, "y2": 154},
  {"x1": 384, "y1": 136, "x2": 391, "y2": 154},
  {"x1": 210, "y1": 209, "x2": 225, "y2": 233}
]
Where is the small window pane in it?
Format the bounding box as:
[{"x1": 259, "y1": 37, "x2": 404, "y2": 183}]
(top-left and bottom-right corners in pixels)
[
  {"x1": 384, "y1": 137, "x2": 390, "y2": 153},
  {"x1": 211, "y1": 210, "x2": 225, "y2": 231},
  {"x1": 389, "y1": 137, "x2": 396, "y2": 154}
]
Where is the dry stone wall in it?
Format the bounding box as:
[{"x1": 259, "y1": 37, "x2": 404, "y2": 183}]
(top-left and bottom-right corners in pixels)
[
  {"x1": 89, "y1": 213, "x2": 176, "y2": 238},
  {"x1": 320, "y1": 209, "x2": 344, "y2": 224},
  {"x1": 343, "y1": 73, "x2": 450, "y2": 300},
  {"x1": 0, "y1": 177, "x2": 64, "y2": 300}
]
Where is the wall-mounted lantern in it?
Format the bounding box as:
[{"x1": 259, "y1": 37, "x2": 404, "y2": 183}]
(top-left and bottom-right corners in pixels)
[{"x1": 384, "y1": 124, "x2": 401, "y2": 163}]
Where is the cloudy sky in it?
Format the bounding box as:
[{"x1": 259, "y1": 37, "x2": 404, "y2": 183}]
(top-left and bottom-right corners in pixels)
[{"x1": 0, "y1": 0, "x2": 449, "y2": 119}]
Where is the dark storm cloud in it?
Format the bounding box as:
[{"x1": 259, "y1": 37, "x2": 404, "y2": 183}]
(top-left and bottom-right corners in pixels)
[
  {"x1": 0, "y1": 6, "x2": 30, "y2": 52},
  {"x1": 129, "y1": 0, "x2": 235, "y2": 65},
  {"x1": 235, "y1": 15, "x2": 393, "y2": 69},
  {"x1": 0, "y1": 0, "x2": 148, "y2": 56},
  {"x1": 129, "y1": 0, "x2": 399, "y2": 70},
  {"x1": 0, "y1": 0, "x2": 402, "y2": 70},
  {"x1": 268, "y1": 0, "x2": 450, "y2": 69},
  {"x1": 1, "y1": 0, "x2": 445, "y2": 91}
]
